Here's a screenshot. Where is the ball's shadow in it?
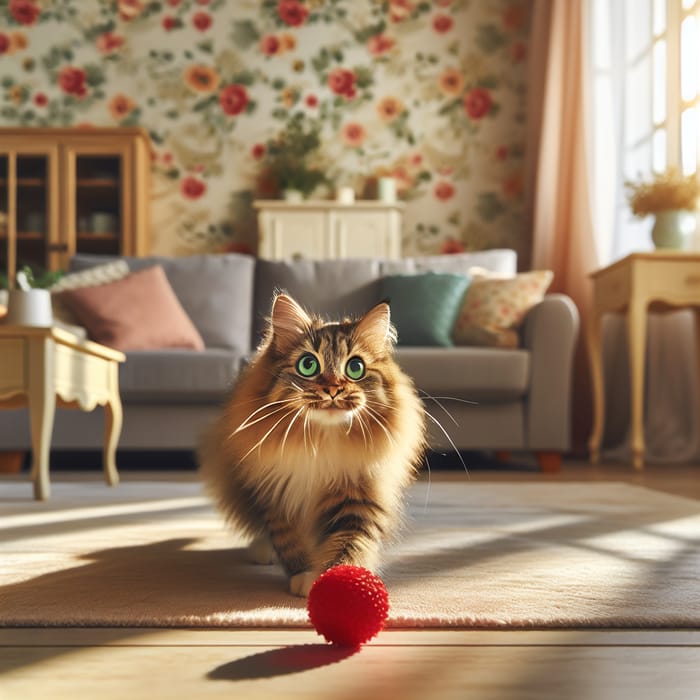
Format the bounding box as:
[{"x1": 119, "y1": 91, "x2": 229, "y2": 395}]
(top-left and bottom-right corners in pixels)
[{"x1": 207, "y1": 643, "x2": 359, "y2": 681}]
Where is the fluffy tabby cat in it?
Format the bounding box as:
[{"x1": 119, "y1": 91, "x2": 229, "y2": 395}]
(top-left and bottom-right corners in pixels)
[{"x1": 199, "y1": 293, "x2": 426, "y2": 597}]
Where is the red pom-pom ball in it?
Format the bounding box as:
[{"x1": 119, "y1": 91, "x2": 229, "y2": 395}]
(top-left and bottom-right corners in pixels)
[{"x1": 307, "y1": 565, "x2": 390, "y2": 647}]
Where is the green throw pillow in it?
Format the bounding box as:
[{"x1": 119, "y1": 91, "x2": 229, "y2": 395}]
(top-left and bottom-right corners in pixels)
[{"x1": 380, "y1": 272, "x2": 471, "y2": 346}]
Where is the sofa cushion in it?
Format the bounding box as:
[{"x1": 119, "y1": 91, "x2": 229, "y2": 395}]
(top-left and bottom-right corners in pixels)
[
  {"x1": 70, "y1": 253, "x2": 255, "y2": 352},
  {"x1": 50, "y1": 259, "x2": 131, "y2": 329},
  {"x1": 380, "y1": 272, "x2": 471, "y2": 346},
  {"x1": 394, "y1": 346, "x2": 530, "y2": 401},
  {"x1": 453, "y1": 270, "x2": 554, "y2": 348},
  {"x1": 254, "y1": 258, "x2": 383, "y2": 342},
  {"x1": 119, "y1": 348, "x2": 244, "y2": 402},
  {"x1": 58, "y1": 265, "x2": 205, "y2": 352}
]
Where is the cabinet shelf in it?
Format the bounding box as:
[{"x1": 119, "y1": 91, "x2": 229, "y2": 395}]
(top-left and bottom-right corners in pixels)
[
  {"x1": 0, "y1": 178, "x2": 46, "y2": 187},
  {"x1": 76, "y1": 178, "x2": 120, "y2": 188}
]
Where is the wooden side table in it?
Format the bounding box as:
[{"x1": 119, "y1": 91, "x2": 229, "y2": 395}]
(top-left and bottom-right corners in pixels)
[
  {"x1": 0, "y1": 325, "x2": 125, "y2": 500},
  {"x1": 587, "y1": 252, "x2": 700, "y2": 469}
]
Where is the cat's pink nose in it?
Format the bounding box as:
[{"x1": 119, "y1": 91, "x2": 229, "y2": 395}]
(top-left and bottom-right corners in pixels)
[{"x1": 323, "y1": 385, "x2": 343, "y2": 399}]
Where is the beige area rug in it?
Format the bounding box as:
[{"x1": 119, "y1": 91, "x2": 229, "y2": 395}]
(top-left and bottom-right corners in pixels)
[{"x1": 1, "y1": 477, "x2": 699, "y2": 629}]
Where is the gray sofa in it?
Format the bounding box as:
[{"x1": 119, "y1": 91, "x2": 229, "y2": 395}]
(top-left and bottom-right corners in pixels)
[{"x1": 0, "y1": 249, "x2": 579, "y2": 471}]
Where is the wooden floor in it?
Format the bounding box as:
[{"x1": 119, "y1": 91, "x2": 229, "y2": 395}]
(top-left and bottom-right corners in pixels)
[{"x1": 1, "y1": 458, "x2": 699, "y2": 700}]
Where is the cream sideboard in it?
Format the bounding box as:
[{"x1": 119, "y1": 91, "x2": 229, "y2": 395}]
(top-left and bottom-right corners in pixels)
[{"x1": 254, "y1": 200, "x2": 404, "y2": 260}]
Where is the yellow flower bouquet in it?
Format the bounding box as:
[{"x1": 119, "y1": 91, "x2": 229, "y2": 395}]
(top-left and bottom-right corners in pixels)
[{"x1": 625, "y1": 169, "x2": 700, "y2": 218}]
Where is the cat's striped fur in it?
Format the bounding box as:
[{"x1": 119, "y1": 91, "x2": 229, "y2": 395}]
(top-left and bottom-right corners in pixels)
[{"x1": 199, "y1": 293, "x2": 426, "y2": 597}]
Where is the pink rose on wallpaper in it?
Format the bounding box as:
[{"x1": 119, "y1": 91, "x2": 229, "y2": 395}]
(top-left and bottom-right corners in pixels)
[
  {"x1": 59, "y1": 66, "x2": 88, "y2": 98},
  {"x1": 219, "y1": 84, "x2": 249, "y2": 116},
  {"x1": 341, "y1": 122, "x2": 367, "y2": 148},
  {"x1": 184, "y1": 64, "x2": 219, "y2": 93},
  {"x1": 377, "y1": 96, "x2": 404, "y2": 122},
  {"x1": 327, "y1": 68, "x2": 356, "y2": 99},
  {"x1": 260, "y1": 34, "x2": 281, "y2": 56},
  {"x1": 511, "y1": 41, "x2": 526, "y2": 62},
  {"x1": 502, "y1": 3, "x2": 526, "y2": 31},
  {"x1": 432, "y1": 14, "x2": 453, "y2": 33},
  {"x1": 118, "y1": 0, "x2": 144, "y2": 21},
  {"x1": 502, "y1": 172, "x2": 523, "y2": 199},
  {"x1": 305, "y1": 94, "x2": 318, "y2": 108},
  {"x1": 389, "y1": 0, "x2": 414, "y2": 22},
  {"x1": 277, "y1": 0, "x2": 309, "y2": 27},
  {"x1": 463, "y1": 87, "x2": 493, "y2": 120},
  {"x1": 9, "y1": 0, "x2": 40, "y2": 25},
  {"x1": 251, "y1": 143, "x2": 265, "y2": 160},
  {"x1": 434, "y1": 181, "x2": 455, "y2": 201},
  {"x1": 437, "y1": 67, "x2": 464, "y2": 96},
  {"x1": 96, "y1": 32, "x2": 125, "y2": 54},
  {"x1": 162, "y1": 16, "x2": 178, "y2": 31},
  {"x1": 440, "y1": 238, "x2": 465, "y2": 254},
  {"x1": 181, "y1": 176, "x2": 206, "y2": 199},
  {"x1": 495, "y1": 145, "x2": 508, "y2": 161},
  {"x1": 367, "y1": 33, "x2": 395, "y2": 56},
  {"x1": 0, "y1": 34, "x2": 9, "y2": 54},
  {"x1": 192, "y1": 11, "x2": 212, "y2": 31},
  {"x1": 109, "y1": 93, "x2": 136, "y2": 120},
  {"x1": 33, "y1": 92, "x2": 48, "y2": 107}
]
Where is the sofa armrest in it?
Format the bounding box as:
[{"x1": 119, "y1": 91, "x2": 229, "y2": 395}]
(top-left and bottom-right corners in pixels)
[{"x1": 521, "y1": 293, "x2": 580, "y2": 450}]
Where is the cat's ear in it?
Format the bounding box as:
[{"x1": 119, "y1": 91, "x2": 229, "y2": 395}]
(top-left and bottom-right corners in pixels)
[
  {"x1": 355, "y1": 301, "x2": 396, "y2": 350},
  {"x1": 270, "y1": 293, "x2": 312, "y2": 353}
]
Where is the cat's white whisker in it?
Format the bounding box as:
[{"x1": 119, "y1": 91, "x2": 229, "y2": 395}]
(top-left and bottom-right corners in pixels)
[
  {"x1": 232, "y1": 398, "x2": 298, "y2": 435},
  {"x1": 280, "y1": 406, "x2": 305, "y2": 457},
  {"x1": 418, "y1": 389, "x2": 459, "y2": 427},
  {"x1": 302, "y1": 412, "x2": 317, "y2": 457},
  {"x1": 236, "y1": 408, "x2": 298, "y2": 464},
  {"x1": 424, "y1": 410, "x2": 469, "y2": 476},
  {"x1": 356, "y1": 411, "x2": 374, "y2": 448},
  {"x1": 362, "y1": 404, "x2": 397, "y2": 447}
]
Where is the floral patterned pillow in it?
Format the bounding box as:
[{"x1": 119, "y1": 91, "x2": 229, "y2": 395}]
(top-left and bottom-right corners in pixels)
[{"x1": 452, "y1": 269, "x2": 554, "y2": 348}]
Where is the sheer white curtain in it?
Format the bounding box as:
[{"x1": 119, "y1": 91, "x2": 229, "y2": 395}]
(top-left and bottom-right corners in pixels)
[{"x1": 590, "y1": 0, "x2": 700, "y2": 463}]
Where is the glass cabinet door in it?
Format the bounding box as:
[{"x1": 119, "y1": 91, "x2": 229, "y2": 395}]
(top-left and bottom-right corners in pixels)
[
  {"x1": 0, "y1": 149, "x2": 58, "y2": 287},
  {"x1": 63, "y1": 144, "x2": 129, "y2": 260},
  {"x1": 74, "y1": 154, "x2": 122, "y2": 256}
]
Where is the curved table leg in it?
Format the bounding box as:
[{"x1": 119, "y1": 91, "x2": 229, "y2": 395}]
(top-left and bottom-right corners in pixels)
[
  {"x1": 103, "y1": 365, "x2": 122, "y2": 487},
  {"x1": 587, "y1": 310, "x2": 605, "y2": 464},
  {"x1": 628, "y1": 299, "x2": 648, "y2": 470},
  {"x1": 28, "y1": 337, "x2": 56, "y2": 501}
]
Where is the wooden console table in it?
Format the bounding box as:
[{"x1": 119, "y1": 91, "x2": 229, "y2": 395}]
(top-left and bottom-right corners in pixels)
[
  {"x1": 0, "y1": 325, "x2": 125, "y2": 500},
  {"x1": 587, "y1": 252, "x2": 700, "y2": 469}
]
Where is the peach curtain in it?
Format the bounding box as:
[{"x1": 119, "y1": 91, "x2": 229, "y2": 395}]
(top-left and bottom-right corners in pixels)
[{"x1": 525, "y1": 0, "x2": 599, "y2": 454}]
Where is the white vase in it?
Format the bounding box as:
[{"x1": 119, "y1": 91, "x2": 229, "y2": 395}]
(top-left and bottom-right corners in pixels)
[
  {"x1": 5, "y1": 289, "x2": 53, "y2": 327},
  {"x1": 651, "y1": 209, "x2": 697, "y2": 250}
]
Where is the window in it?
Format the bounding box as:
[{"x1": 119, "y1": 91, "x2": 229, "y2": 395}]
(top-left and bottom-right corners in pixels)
[{"x1": 591, "y1": 0, "x2": 700, "y2": 263}]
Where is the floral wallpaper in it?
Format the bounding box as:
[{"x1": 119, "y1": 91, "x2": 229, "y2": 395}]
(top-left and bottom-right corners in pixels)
[{"x1": 0, "y1": 0, "x2": 533, "y2": 260}]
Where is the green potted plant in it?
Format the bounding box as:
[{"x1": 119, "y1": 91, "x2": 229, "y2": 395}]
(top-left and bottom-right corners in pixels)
[{"x1": 262, "y1": 115, "x2": 329, "y2": 200}]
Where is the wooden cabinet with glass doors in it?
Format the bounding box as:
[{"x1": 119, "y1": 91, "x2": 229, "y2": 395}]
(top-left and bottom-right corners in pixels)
[{"x1": 0, "y1": 127, "x2": 150, "y2": 287}]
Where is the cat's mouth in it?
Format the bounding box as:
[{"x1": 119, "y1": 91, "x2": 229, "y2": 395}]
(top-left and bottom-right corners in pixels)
[{"x1": 308, "y1": 401, "x2": 357, "y2": 426}]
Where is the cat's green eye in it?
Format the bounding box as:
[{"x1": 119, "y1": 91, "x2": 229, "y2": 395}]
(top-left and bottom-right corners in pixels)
[
  {"x1": 345, "y1": 356, "x2": 366, "y2": 381},
  {"x1": 296, "y1": 353, "x2": 320, "y2": 378}
]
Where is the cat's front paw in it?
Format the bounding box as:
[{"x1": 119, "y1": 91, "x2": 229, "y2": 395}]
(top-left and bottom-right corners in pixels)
[
  {"x1": 248, "y1": 535, "x2": 278, "y2": 565},
  {"x1": 289, "y1": 571, "x2": 318, "y2": 597}
]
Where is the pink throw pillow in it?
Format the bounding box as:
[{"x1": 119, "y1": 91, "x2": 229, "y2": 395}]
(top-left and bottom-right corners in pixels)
[{"x1": 58, "y1": 265, "x2": 205, "y2": 351}]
